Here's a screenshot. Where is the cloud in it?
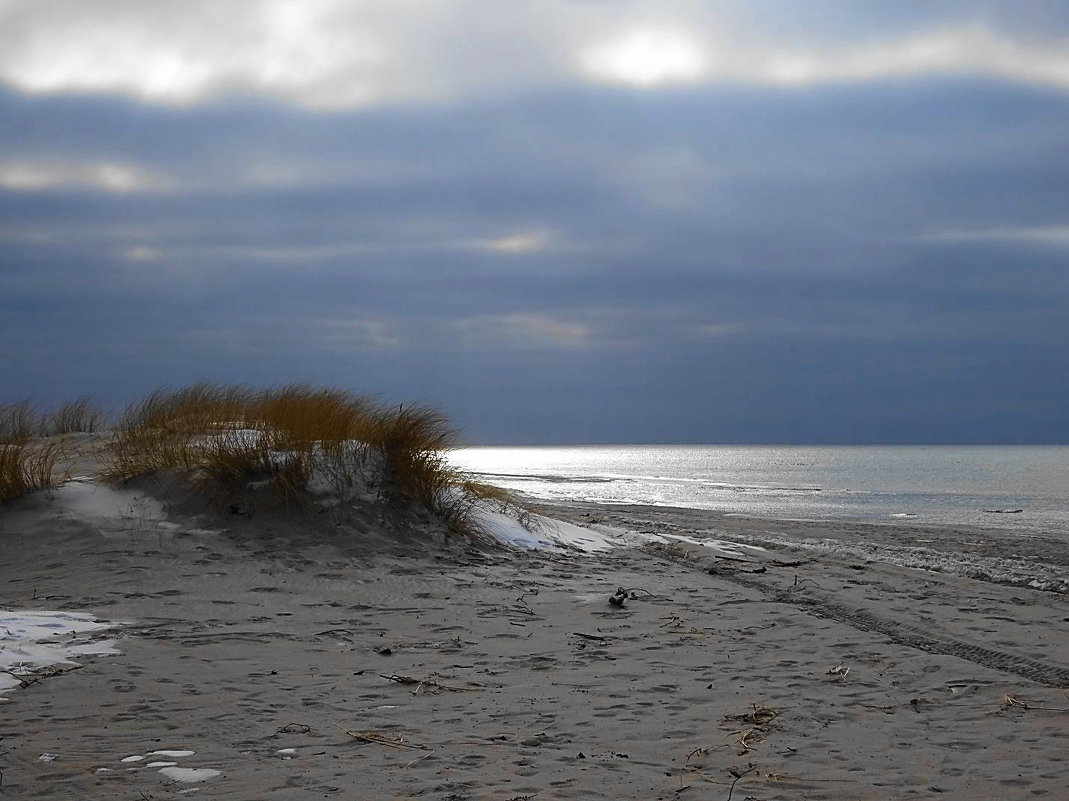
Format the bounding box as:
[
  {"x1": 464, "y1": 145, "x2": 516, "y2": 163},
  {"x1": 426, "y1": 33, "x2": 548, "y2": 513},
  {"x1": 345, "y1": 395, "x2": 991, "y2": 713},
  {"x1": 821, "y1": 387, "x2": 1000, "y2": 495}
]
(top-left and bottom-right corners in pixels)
[
  {"x1": 320, "y1": 318, "x2": 402, "y2": 349},
  {"x1": 0, "y1": 0, "x2": 397, "y2": 109},
  {"x1": 456, "y1": 313, "x2": 593, "y2": 349},
  {"x1": 580, "y1": 27, "x2": 707, "y2": 87},
  {"x1": 1, "y1": 6, "x2": 1067, "y2": 442},
  {"x1": 472, "y1": 231, "x2": 552, "y2": 254},
  {"x1": 0, "y1": 159, "x2": 168, "y2": 193},
  {"x1": 925, "y1": 224, "x2": 1069, "y2": 247},
  {"x1": 123, "y1": 245, "x2": 163, "y2": 262},
  {"x1": 696, "y1": 322, "x2": 741, "y2": 338},
  {"x1": 577, "y1": 22, "x2": 1069, "y2": 91},
  {"x1": 3, "y1": 2, "x2": 1069, "y2": 111},
  {"x1": 745, "y1": 25, "x2": 1069, "y2": 90}
]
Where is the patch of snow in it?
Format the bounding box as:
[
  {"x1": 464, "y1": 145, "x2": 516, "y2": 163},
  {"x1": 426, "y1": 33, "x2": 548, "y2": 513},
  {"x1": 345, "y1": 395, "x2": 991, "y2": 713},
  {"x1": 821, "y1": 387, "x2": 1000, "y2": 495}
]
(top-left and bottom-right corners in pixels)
[
  {"x1": 52, "y1": 480, "x2": 167, "y2": 526},
  {"x1": 477, "y1": 507, "x2": 766, "y2": 558},
  {"x1": 0, "y1": 609, "x2": 123, "y2": 699},
  {"x1": 657, "y1": 532, "x2": 766, "y2": 559},
  {"x1": 158, "y1": 767, "x2": 221, "y2": 783},
  {"x1": 475, "y1": 507, "x2": 614, "y2": 552}
]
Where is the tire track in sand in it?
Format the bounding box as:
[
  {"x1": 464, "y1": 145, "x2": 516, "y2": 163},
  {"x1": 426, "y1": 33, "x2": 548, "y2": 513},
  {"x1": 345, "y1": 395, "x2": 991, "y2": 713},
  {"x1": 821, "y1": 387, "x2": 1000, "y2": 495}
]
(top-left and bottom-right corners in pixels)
[{"x1": 652, "y1": 547, "x2": 1069, "y2": 688}]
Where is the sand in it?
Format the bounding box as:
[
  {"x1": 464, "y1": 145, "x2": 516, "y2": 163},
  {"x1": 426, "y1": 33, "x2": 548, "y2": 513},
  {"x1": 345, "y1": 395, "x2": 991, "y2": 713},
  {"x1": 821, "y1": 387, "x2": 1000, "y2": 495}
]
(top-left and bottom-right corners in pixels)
[{"x1": 1, "y1": 457, "x2": 1068, "y2": 799}]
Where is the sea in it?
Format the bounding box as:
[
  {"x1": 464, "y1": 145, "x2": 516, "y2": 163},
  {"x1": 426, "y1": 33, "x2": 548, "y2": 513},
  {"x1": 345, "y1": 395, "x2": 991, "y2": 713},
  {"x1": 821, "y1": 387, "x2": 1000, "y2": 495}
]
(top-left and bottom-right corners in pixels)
[{"x1": 449, "y1": 445, "x2": 1069, "y2": 541}]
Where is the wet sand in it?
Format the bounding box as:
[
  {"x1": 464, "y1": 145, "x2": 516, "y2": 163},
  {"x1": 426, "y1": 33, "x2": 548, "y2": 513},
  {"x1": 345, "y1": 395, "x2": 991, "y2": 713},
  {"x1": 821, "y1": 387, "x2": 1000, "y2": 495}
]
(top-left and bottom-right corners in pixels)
[{"x1": 1, "y1": 478, "x2": 1068, "y2": 799}]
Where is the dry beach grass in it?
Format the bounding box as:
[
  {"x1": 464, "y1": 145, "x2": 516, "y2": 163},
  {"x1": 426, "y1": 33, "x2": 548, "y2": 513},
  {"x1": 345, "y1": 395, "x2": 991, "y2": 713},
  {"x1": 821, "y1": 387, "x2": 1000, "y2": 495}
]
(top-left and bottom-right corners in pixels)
[{"x1": 99, "y1": 383, "x2": 493, "y2": 535}]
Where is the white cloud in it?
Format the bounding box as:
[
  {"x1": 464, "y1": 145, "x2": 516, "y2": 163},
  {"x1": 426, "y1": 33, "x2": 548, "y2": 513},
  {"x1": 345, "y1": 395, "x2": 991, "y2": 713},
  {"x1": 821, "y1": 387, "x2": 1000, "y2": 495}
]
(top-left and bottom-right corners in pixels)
[
  {"x1": 1, "y1": 3, "x2": 1068, "y2": 110},
  {"x1": 580, "y1": 27, "x2": 707, "y2": 87},
  {"x1": 0, "y1": 159, "x2": 169, "y2": 193},
  {"x1": 925, "y1": 224, "x2": 1069, "y2": 247},
  {"x1": 578, "y1": 23, "x2": 1069, "y2": 92},
  {"x1": 749, "y1": 25, "x2": 1069, "y2": 89},
  {"x1": 123, "y1": 246, "x2": 163, "y2": 262},
  {"x1": 473, "y1": 231, "x2": 552, "y2": 254},
  {"x1": 321, "y1": 318, "x2": 402, "y2": 349},
  {"x1": 458, "y1": 313, "x2": 592, "y2": 348},
  {"x1": 697, "y1": 322, "x2": 740, "y2": 337}
]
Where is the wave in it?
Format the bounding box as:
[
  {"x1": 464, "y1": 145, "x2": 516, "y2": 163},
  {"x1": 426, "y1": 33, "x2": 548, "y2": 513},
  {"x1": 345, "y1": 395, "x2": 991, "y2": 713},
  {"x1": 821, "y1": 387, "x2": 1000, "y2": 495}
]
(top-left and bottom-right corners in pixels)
[{"x1": 469, "y1": 469, "x2": 822, "y2": 494}]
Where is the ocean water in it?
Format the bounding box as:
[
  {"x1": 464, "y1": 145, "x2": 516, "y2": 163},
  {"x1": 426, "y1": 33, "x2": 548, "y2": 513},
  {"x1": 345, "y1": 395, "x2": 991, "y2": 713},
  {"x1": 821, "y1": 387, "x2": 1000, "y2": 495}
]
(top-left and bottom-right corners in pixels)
[{"x1": 450, "y1": 445, "x2": 1069, "y2": 540}]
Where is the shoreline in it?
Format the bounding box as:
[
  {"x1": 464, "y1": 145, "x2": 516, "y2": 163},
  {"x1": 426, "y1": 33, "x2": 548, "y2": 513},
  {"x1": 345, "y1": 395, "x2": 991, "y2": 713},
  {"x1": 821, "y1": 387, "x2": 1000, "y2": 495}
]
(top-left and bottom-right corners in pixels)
[
  {"x1": 526, "y1": 496, "x2": 1069, "y2": 595},
  {"x1": 448, "y1": 444, "x2": 1069, "y2": 542},
  {"x1": 1, "y1": 479, "x2": 1068, "y2": 798}
]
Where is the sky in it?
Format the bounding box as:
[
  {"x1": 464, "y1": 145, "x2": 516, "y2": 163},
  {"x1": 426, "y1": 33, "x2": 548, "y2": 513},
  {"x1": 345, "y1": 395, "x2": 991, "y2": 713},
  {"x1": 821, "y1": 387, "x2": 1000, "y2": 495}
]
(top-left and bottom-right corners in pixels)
[{"x1": 1, "y1": 0, "x2": 1067, "y2": 444}]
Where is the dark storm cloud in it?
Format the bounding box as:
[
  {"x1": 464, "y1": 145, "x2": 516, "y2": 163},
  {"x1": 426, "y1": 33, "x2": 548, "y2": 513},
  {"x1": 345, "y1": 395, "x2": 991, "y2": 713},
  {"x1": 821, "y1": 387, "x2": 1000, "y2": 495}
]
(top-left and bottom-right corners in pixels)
[{"x1": 1, "y1": 4, "x2": 1068, "y2": 442}]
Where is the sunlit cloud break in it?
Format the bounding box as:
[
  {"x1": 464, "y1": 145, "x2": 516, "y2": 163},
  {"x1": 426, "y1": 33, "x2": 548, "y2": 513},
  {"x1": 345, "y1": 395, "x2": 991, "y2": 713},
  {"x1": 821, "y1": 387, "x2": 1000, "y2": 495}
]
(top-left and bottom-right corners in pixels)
[{"x1": 580, "y1": 28, "x2": 707, "y2": 87}]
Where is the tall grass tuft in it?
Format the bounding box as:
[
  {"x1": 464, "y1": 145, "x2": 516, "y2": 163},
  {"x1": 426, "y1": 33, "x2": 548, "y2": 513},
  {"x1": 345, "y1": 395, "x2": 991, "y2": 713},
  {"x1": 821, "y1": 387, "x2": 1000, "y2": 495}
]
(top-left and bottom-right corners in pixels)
[
  {"x1": 0, "y1": 397, "x2": 94, "y2": 503},
  {"x1": 43, "y1": 396, "x2": 106, "y2": 435},
  {"x1": 0, "y1": 400, "x2": 39, "y2": 443},
  {"x1": 0, "y1": 440, "x2": 62, "y2": 504},
  {"x1": 101, "y1": 383, "x2": 491, "y2": 535}
]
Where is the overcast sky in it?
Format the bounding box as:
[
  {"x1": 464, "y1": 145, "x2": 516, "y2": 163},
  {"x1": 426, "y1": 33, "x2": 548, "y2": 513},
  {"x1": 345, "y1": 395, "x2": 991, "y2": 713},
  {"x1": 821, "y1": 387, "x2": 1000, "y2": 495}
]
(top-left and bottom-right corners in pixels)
[{"x1": 2, "y1": 1, "x2": 1067, "y2": 443}]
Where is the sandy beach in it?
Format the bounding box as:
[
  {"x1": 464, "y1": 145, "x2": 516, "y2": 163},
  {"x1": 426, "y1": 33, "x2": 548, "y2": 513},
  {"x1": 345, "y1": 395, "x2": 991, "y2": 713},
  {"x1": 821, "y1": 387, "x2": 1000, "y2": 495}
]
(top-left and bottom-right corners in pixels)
[{"x1": 2, "y1": 446, "x2": 1068, "y2": 799}]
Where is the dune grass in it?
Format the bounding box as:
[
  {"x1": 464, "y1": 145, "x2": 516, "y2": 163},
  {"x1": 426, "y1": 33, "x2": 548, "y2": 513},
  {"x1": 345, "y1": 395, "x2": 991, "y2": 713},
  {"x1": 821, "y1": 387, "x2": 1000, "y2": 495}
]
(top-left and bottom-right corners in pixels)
[
  {"x1": 44, "y1": 396, "x2": 106, "y2": 435},
  {"x1": 1, "y1": 397, "x2": 107, "y2": 440},
  {"x1": 101, "y1": 383, "x2": 492, "y2": 534},
  {"x1": 0, "y1": 400, "x2": 38, "y2": 443},
  {"x1": 0, "y1": 439, "x2": 63, "y2": 504},
  {"x1": 0, "y1": 399, "x2": 80, "y2": 503}
]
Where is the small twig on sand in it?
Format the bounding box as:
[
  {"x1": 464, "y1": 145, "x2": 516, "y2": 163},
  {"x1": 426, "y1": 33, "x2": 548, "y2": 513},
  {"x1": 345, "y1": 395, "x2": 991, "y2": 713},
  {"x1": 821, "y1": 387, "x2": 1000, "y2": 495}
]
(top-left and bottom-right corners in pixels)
[
  {"x1": 726, "y1": 765, "x2": 756, "y2": 801},
  {"x1": 403, "y1": 749, "x2": 436, "y2": 769},
  {"x1": 731, "y1": 729, "x2": 764, "y2": 751},
  {"x1": 770, "y1": 558, "x2": 808, "y2": 568},
  {"x1": 765, "y1": 772, "x2": 851, "y2": 784},
  {"x1": 1002, "y1": 693, "x2": 1069, "y2": 713},
  {"x1": 315, "y1": 628, "x2": 354, "y2": 638},
  {"x1": 275, "y1": 722, "x2": 313, "y2": 735},
  {"x1": 826, "y1": 663, "x2": 850, "y2": 681},
  {"x1": 336, "y1": 724, "x2": 429, "y2": 750},
  {"x1": 514, "y1": 593, "x2": 535, "y2": 614},
  {"x1": 1, "y1": 664, "x2": 84, "y2": 689},
  {"x1": 726, "y1": 703, "x2": 778, "y2": 728},
  {"x1": 380, "y1": 674, "x2": 477, "y2": 694}
]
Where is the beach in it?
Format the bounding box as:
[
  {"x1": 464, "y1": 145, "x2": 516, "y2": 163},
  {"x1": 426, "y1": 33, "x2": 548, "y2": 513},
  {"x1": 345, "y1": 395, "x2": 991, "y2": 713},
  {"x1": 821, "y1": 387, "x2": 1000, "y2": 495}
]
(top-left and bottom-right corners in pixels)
[{"x1": 1, "y1": 451, "x2": 1068, "y2": 799}]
